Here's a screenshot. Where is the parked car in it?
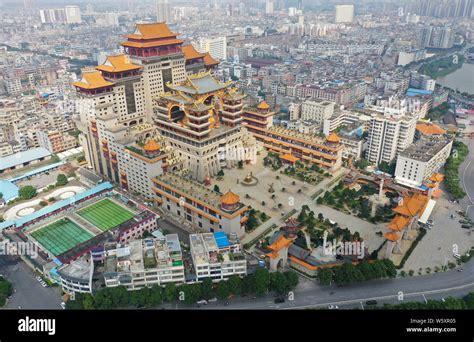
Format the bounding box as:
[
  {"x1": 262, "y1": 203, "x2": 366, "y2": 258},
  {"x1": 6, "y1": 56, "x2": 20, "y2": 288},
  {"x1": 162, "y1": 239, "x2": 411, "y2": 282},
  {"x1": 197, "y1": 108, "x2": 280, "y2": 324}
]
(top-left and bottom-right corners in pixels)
[
  {"x1": 461, "y1": 225, "x2": 472, "y2": 229},
  {"x1": 208, "y1": 298, "x2": 218, "y2": 303},
  {"x1": 274, "y1": 297, "x2": 285, "y2": 304},
  {"x1": 196, "y1": 300, "x2": 208, "y2": 305},
  {"x1": 453, "y1": 253, "x2": 461, "y2": 260},
  {"x1": 60, "y1": 302, "x2": 66, "y2": 310},
  {"x1": 36, "y1": 276, "x2": 42, "y2": 282},
  {"x1": 366, "y1": 300, "x2": 378, "y2": 305},
  {"x1": 40, "y1": 281, "x2": 48, "y2": 287},
  {"x1": 327, "y1": 304, "x2": 339, "y2": 309}
]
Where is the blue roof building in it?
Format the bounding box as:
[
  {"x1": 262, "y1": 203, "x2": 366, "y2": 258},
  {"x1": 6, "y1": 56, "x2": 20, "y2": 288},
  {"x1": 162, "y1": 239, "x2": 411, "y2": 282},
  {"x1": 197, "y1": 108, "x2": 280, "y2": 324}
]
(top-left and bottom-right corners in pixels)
[{"x1": 0, "y1": 180, "x2": 19, "y2": 202}]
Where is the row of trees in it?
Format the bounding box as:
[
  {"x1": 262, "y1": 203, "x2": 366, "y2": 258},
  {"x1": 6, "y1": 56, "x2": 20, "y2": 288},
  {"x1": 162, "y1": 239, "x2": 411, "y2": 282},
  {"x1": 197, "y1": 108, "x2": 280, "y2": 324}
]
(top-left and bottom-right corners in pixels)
[
  {"x1": 317, "y1": 259, "x2": 397, "y2": 286},
  {"x1": 381, "y1": 293, "x2": 474, "y2": 310},
  {"x1": 445, "y1": 141, "x2": 469, "y2": 200},
  {"x1": 66, "y1": 269, "x2": 299, "y2": 310}
]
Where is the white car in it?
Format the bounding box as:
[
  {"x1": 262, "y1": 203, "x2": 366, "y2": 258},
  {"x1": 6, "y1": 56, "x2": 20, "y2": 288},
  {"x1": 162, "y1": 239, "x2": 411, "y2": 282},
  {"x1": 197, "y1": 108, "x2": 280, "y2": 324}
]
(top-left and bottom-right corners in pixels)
[
  {"x1": 60, "y1": 302, "x2": 66, "y2": 310},
  {"x1": 327, "y1": 304, "x2": 339, "y2": 310},
  {"x1": 196, "y1": 300, "x2": 208, "y2": 305},
  {"x1": 453, "y1": 253, "x2": 461, "y2": 260}
]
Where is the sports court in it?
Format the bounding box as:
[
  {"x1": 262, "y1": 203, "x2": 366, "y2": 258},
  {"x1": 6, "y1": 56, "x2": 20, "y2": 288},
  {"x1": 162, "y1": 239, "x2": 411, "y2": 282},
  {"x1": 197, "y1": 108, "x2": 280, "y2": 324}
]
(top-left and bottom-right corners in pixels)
[
  {"x1": 30, "y1": 218, "x2": 95, "y2": 256},
  {"x1": 77, "y1": 198, "x2": 135, "y2": 232}
]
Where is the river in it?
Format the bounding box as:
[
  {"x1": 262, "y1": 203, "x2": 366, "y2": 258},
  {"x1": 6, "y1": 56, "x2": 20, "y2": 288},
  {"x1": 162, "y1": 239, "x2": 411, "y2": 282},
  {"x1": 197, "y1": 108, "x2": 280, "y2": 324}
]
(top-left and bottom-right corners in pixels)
[{"x1": 437, "y1": 62, "x2": 474, "y2": 95}]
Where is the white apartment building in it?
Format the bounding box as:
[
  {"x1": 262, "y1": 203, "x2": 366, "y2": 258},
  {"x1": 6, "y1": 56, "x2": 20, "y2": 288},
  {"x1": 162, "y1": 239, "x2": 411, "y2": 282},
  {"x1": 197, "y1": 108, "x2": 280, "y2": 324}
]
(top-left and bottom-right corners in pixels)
[
  {"x1": 190, "y1": 233, "x2": 246, "y2": 281},
  {"x1": 410, "y1": 72, "x2": 436, "y2": 91},
  {"x1": 365, "y1": 112, "x2": 417, "y2": 165},
  {"x1": 104, "y1": 235, "x2": 185, "y2": 290},
  {"x1": 195, "y1": 36, "x2": 227, "y2": 61},
  {"x1": 335, "y1": 5, "x2": 354, "y2": 23},
  {"x1": 57, "y1": 256, "x2": 94, "y2": 297},
  {"x1": 292, "y1": 100, "x2": 336, "y2": 129},
  {"x1": 395, "y1": 136, "x2": 453, "y2": 188},
  {"x1": 65, "y1": 6, "x2": 82, "y2": 24},
  {"x1": 156, "y1": 0, "x2": 172, "y2": 23}
]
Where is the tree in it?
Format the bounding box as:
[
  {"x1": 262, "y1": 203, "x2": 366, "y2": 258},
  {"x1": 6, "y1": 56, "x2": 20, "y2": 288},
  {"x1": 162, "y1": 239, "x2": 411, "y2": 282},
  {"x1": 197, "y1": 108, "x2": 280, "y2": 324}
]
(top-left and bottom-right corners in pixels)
[
  {"x1": 227, "y1": 275, "x2": 242, "y2": 296},
  {"x1": 462, "y1": 293, "x2": 474, "y2": 309},
  {"x1": 254, "y1": 268, "x2": 270, "y2": 296},
  {"x1": 56, "y1": 174, "x2": 68, "y2": 186},
  {"x1": 82, "y1": 293, "x2": 95, "y2": 310},
  {"x1": 238, "y1": 160, "x2": 244, "y2": 169},
  {"x1": 317, "y1": 268, "x2": 333, "y2": 285},
  {"x1": 164, "y1": 283, "x2": 177, "y2": 302},
  {"x1": 284, "y1": 271, "x2": 299, "y2": 290},
  {"x1": 213, "y1": 185, "x2": 220, "y2": 193},
  {"x1": 217, "y1": 280, "x2": 231, "y2": 300},
  {"x1": 179, "y1": 284, "x2": 201, "y2": 304},
  {"x1": 269, "y1": 272, "x2": 288, "y2": 294},
  {"x1": 200, "y1": 278, "x2": 214, "y2": 300},
  {"x1": 217, "y1": 170, "x2": 224, "y2": 177},
  {"x1": 19, "y1": 186, "x2": 37, "y2": 200}
]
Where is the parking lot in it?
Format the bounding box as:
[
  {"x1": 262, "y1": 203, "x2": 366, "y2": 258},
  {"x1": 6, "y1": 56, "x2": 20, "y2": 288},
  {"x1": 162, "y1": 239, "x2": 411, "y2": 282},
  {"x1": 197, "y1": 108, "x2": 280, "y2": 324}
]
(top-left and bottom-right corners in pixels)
[{"x1": 0, "y1": 256, "x2": 63, "y2": 310}]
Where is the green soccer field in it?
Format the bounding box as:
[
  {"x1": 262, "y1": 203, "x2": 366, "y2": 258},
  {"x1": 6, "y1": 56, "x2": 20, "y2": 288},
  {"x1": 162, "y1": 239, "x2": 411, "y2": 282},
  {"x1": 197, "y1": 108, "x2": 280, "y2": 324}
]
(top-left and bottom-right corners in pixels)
[
  {"x1": 77, "y1": 198, "x2": 135, "y2": 231},
  {"x1": 30, "y1": 219, "x2": 94, "y2": 256}
]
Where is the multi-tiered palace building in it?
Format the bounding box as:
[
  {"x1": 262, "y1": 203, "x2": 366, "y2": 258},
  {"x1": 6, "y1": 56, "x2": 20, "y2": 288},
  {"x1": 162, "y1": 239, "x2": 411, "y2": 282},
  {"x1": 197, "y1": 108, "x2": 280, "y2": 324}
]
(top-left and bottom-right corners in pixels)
[{"x1": 73, "y1": 23, "x2": 251, "y2": 237}]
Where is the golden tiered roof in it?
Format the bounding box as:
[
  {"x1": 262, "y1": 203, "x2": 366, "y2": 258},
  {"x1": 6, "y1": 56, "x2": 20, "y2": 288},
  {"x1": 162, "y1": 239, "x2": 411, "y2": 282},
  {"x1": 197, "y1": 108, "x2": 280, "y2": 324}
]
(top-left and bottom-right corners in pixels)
[
  {"x1": 388, "y1": 215, "x2": 410, "y2": 232},
  {"x1": 280, "y1": 153, "x2": 299, "y2": 163},
  {"x1": 384, "y1": 231, "x2": 400, "y2": 242},
  {"x1": 257, "y1": 101, "x2": 270, "y2": 110},
  {"x1": 96, "y1": 55, "x2": 141, "y2": 73},
  {"x1": 144, "y1": 139, "x2": 161, "y2": 152},
  {"x1": 127, "y1": 22, "x2": 177, "y2": 40},
  {"x1": 393, "y1": 193, "x2": 429, "y2": 217},
  {"x1": 220, "y1": 191, "x2": 240, "y2": 205},
  {"x1": 326, "y1": 132, "x2": 341, "y2": 143},
  {"x1": 416, "y1": 123, "x2": 446, "y2": 136},
  {"x1": 73, "y1": 71, "x2": 113, "y2": 90},
  {"x1": 266, "y1": 235, "x2": 293, "y2": 259},
  {"x1": 182, "y1": 44, "x2": 204, "y2": 60},
  {"x1": 203, "y1": 52, "x2": 219, "y2": 66}
]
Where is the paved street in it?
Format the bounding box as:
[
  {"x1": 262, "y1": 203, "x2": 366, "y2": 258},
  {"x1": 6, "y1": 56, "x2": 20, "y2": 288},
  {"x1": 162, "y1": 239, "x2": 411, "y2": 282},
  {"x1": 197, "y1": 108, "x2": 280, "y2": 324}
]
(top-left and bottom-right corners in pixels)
[
  {"x1": 0, "y1": 256, "x2": 63, "y2": 310},
  {"x1": 168, "y1": 258, "x2": 474, "y2": 310}
]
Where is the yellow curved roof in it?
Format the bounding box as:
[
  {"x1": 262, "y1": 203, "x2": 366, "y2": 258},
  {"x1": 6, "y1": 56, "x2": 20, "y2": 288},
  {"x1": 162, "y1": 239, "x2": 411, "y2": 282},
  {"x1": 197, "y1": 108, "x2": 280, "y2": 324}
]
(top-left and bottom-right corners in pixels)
[
  {"x1": 388, "y1": 215, "x2": 409, "y2": 231},
  {"x1": 220, "y1": 191, "x2": 240, "y2": 205},
  {"x1": 96, "y1": 55, "x2": 141, "y2": 73},
  {"x1": 384, "y1": 231, "x2": 400, "y2": 242},
  {"x1": 203, "y1": 52, "x2": 219, "y2": 66},
  {"x1": 127, "y1": 22, "x2": 177, "y2": 40},
  {"x1": 416, "y1": 123, "x2": 446, "y2": 136},
  {"x1": 182, "y1": 45, "x2": 204, "y2": 60},
  {"x1": 143, "y1": 139, "x2": 161, "y2": 152},
  {"x1": 257, "y1": 101, "x2": 270, "y2": 110},
  {"x1": 326, "y1": 132, "x2": 341, "y2": 143},
  {"x1": 73, "y1": 71, "x2": 113, "y2": 90}
]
